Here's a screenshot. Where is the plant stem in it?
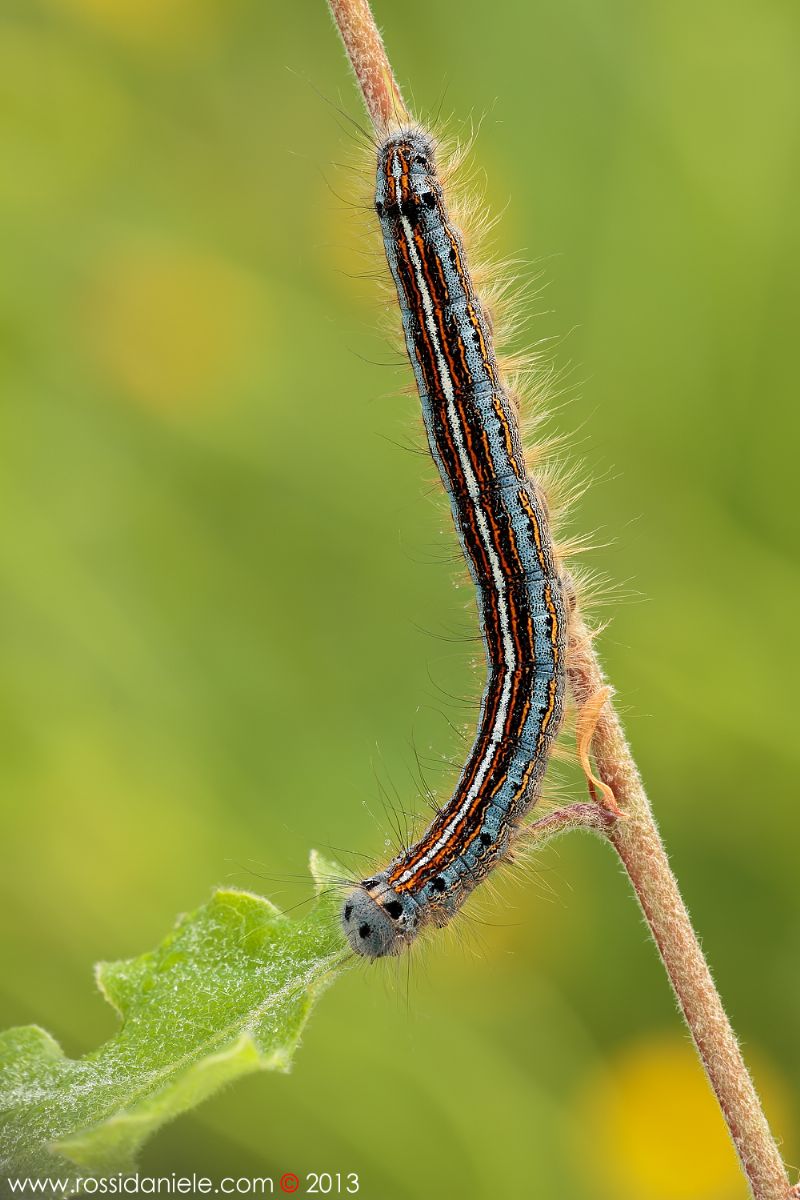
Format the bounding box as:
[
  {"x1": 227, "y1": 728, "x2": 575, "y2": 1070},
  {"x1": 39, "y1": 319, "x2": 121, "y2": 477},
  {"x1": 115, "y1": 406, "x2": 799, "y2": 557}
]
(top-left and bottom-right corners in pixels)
[
  {"x1": 325, "y1": 1, "x2": 797, "y2": 1195},
  {"x1": 527, "y1": 801, "x2": 615, "y2": 843},
  {"x1": 326, "y1": 0, "x2": 408, "y2": 132},
  {"x1": 568, "y1": 612, "x2": 795, "y2": 1200}
]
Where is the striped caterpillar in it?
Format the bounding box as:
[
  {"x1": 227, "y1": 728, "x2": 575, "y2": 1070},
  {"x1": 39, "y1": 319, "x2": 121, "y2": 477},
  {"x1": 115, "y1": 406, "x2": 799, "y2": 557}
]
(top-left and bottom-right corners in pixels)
[{"x1": 341, "y1": 127, "x2": 569, "y2": 958}]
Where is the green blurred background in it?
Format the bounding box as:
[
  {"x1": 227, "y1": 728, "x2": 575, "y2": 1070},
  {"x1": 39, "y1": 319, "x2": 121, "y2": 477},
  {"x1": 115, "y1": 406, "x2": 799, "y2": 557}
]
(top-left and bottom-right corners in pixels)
[{"x1": 1, "y1": 0, "x2": 798, "y2": 1196}]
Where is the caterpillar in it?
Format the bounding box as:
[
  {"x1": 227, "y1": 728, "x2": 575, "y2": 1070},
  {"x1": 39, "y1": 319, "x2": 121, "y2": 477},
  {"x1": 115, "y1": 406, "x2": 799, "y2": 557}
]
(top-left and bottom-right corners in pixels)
[{"x1": 341, "y1": 127, "x2": 568, "y2": 958}]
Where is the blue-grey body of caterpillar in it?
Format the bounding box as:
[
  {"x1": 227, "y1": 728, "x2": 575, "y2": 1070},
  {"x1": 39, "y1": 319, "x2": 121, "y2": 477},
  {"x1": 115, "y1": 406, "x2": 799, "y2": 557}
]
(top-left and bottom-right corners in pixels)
[{"x1": 342, "y1": 128, "x2": 567, "y2": 958}]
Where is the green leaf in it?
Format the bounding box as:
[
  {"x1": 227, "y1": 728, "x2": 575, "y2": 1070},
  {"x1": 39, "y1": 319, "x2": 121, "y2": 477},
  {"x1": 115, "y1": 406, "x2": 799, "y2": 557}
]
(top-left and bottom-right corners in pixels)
[{"x1": 0, "y1": 852, "x2": 348, "y2": 1188}]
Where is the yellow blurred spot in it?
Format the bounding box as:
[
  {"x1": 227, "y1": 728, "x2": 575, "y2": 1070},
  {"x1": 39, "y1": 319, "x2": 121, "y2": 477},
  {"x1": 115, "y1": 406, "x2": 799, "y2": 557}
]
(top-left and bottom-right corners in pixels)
[
  {"x1": 574, "y1": 1033, "x2": 794, "y2": 1200},
  {"x1": 44, "y1": 0, "x2": 225, "y2": 46},
  {"x1": 81, "y1": 239, "x2": 265, "y2": 415}
]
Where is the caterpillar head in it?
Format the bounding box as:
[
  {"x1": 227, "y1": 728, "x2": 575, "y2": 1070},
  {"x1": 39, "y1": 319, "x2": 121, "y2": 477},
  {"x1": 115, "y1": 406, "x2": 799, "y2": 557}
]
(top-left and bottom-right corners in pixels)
[{"x1": 341, "y1": 879, "x2": 418, "y2": 958}]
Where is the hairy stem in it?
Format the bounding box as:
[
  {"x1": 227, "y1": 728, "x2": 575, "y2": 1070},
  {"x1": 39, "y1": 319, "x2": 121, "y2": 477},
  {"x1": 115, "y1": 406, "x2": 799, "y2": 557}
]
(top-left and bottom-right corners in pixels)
[
  {"x1": 527, "y1": 801, "x2": 615, "y2": 843},
  {"x1": 568, "y1": 612, "x2": 795, "y2": 1200},
  {"x1": 325, "y1": 1, "x2": 797, "y2": 1195},
  {"x1": 326, "y1": 0, "x2": 408, "y2": 132}
]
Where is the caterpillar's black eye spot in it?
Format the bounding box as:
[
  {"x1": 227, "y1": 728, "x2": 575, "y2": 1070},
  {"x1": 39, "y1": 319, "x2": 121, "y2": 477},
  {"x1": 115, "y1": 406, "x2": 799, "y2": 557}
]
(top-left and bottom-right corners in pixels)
[
  {"x1": 361, "y1": 878, "x2": 378, "y2": 889},
  {"x1": 375, "y1": 200, "x2": 384, "y2": 216},
  {"x1": 359, "y1": 923, "x2": 371, "y2": 939},
  {"x1": 344, "y1": 903, "x2": 353, "y2": 921},
  {"x1": 414, "y1": 154, "x2": 428, "y2": 166},
  {"x1": 480, "y1": 833, "x2": 492, "y2": 846},
  {"x1": 422, "y1": 191, "x2": 436, "y2": 209},
  {"x1": 432, "y1": 877, "x2": 447, "y2": 893},
  {"x1": 384, "y1": 900, "x2": 403, "y2": 919}
]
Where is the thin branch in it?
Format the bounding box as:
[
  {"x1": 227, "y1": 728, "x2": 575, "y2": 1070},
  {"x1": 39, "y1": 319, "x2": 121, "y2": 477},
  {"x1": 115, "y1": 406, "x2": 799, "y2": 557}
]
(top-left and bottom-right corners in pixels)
[
  {"x1": 526, "y1": 801, "x2": 615, "y2": 844},
  {"x1": 568, "y1": 611, "x2": 796, "y2": 1200},
  {"x1": 324, "y1": 2, "x2": 798, "y2": 1196},
  {"x1": 326, "y1": 0, "x2": 409, "y2": 133}
]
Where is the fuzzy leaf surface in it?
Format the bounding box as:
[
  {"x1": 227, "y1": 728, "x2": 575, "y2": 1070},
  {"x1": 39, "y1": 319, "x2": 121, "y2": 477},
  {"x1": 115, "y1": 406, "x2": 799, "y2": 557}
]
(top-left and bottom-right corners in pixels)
[{"x1": 0, "y1": 853, "x2": 348, "y2": 1189}]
